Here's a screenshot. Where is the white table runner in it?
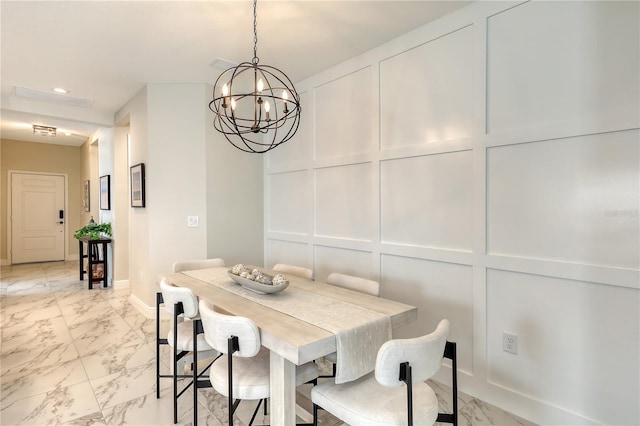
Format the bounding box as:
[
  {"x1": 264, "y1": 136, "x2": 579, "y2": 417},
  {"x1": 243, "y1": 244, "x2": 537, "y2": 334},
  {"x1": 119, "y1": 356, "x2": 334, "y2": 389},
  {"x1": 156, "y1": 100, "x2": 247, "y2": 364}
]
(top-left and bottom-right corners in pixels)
[{"x1": 183, "y1": 268, "x2": 391, "y2": 384}]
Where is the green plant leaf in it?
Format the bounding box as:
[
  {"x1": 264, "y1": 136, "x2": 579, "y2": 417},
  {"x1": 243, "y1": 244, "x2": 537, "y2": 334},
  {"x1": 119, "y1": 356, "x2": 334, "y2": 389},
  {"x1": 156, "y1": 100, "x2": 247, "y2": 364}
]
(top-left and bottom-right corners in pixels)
[{"x1": 74, "y1": 222, "x2": 112, "y2": 239}]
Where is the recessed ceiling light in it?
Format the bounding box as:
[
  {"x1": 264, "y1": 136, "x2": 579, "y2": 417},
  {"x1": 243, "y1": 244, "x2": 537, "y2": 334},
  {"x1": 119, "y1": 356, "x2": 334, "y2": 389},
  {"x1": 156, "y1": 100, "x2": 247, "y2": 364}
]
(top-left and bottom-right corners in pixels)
[
  {"x1": 15, "y1": 86, "x2": 92, "y2": 108},
  {"x1": 64, "y1": 132, "x2": 71, "y2": 136},
  {"x1": 53, "y1": 87, "x2": 69, "y2": 94}
]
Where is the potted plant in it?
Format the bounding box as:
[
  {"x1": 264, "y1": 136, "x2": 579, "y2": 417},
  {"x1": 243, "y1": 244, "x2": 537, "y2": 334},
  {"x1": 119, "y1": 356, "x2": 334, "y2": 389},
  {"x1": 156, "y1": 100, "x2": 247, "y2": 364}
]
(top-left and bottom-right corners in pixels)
[{"x1": 74, "y1": 217, "x2": 112, "y2": 240}]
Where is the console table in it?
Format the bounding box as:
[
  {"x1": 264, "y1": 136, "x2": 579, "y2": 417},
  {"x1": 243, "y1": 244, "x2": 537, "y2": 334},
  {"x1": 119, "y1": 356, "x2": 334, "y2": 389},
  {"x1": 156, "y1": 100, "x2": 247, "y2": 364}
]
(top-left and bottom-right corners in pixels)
[{"x1": 78, "y1": 237, "x2": 111, "y2": 289}]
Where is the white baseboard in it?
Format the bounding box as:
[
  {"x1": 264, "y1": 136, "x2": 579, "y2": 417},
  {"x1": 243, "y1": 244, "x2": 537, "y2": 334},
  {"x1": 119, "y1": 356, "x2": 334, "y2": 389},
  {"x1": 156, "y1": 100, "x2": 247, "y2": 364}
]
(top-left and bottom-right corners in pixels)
[
  {"x1": 1, "y1": 256, "x2": 78, "y2": 266},
  {"x1": 430, "y1": 368, "x2": 598, "y2": 425},
  {"x1": 113, "y1": 279, "x2": 130, "y2": 290},
  {"x1": 129, "y1": 292, "x2": 169, "y2": 320}
]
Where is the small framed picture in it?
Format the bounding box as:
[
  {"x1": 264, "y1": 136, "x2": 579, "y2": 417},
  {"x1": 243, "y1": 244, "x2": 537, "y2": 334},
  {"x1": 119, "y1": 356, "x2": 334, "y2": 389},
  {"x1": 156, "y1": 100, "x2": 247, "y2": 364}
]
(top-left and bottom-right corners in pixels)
[
  {"x1": 100, "y1": 175, "x2": 110, "y2": 210},
  {"x1": 130, "y1": 163, "x2": 145, "y2": 207},
  {"x1": 83, "y1": 180, "x2": 90, "y2": 211}
]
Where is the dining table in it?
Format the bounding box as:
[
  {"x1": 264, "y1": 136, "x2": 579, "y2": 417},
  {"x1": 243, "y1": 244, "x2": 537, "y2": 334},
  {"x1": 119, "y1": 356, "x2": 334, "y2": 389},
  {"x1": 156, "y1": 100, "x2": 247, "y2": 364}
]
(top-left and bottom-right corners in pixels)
[{"x1": 165, "y1": 266, "x2": 417, "y2": 425}]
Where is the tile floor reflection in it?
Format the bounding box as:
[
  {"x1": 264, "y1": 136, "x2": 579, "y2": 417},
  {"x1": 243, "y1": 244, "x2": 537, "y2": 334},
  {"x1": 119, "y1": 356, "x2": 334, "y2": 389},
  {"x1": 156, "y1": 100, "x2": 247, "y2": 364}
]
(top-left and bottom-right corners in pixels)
[{"x1": 1, "y1": 261, "x2": 536, "y2": 426}]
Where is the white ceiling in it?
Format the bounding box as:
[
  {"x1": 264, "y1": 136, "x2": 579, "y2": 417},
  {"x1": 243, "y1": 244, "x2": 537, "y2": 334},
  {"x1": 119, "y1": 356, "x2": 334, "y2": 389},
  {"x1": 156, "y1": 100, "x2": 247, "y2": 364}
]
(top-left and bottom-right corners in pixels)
[{"x1": 0, "y1": 0, "x2": 471, "y2": 146}]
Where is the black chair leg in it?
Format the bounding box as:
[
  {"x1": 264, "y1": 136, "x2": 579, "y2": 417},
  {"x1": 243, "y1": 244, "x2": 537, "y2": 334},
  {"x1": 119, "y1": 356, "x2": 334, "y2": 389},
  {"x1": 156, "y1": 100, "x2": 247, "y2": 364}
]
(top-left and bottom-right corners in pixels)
[
  {"x1": 193, "y1": 320, "x2": 199, "y2": 426},
  {"x1": 158, "y1": 294, "x2": 212, "y2": 426},
  {"x1": 156, "y1": 293, "x2": 162, "y2": 399},
  {"x1": 172, "y1": 302, "x2": 186, "y2": 425},
  {"x1": 248, "y1": 399, "x2": 263, "y2": 426},
  {"x1": 313, "y1": 404, "x2": 319, "y2": 426},
  {"x1": 173, "y1": 310, "x2": 179, "y2": 424},
  {"x1": 227, "y1": 336, "x2": 239, "y2": 426},
  {"x1": 400, "y1": 362, "x2": 413, "y2": 426},
  {"x1": 436, "y1": 341, "x2": 458, "y2": 426}
]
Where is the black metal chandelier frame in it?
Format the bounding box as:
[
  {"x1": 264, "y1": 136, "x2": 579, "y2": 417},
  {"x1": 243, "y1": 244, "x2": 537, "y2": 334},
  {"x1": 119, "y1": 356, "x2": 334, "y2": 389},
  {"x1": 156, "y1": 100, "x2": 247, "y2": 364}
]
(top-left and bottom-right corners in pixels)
[{"x1": 209, "y1": 0, "x2": 301, "y2": 154}]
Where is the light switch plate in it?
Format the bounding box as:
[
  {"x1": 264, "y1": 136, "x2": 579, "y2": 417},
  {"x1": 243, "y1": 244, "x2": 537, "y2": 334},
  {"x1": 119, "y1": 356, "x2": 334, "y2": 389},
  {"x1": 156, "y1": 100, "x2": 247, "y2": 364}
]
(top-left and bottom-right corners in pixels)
[{"x1": 187, "y1": 216, "x2": 199, "y2": 227}]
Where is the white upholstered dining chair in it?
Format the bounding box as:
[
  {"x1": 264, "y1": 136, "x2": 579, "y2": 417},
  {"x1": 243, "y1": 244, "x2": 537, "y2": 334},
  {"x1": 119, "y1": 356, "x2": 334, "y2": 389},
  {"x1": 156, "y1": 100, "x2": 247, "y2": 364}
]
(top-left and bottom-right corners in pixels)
[
  {"x1": 156, "y1": 277, "x2": 219, "y2": 425},
  {"x1": 326, "y1": 272, "x2": 380, "y2": 297},
  {"x1": 199, "y1": 299, "x2": 319, "y2": 425},
  {"x1": 312, "y1": 319, "x2": 458, "y2": 426},
  {"x1": 172, "y1": 257, "x2": 225, "y2": 272},
  {"x1": 272, "y1": 263, "x2": 313, "y2": 280}
]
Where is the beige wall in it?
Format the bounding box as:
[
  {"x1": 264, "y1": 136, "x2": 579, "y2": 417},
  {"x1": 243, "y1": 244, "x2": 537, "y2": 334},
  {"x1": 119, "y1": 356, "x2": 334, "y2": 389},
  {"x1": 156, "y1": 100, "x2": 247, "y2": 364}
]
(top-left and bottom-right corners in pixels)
[
  {"x1": 79, "y1": 139, "x2": 99, "y2": 227},
  {"x1": 0, "y1": 138, "x2": 83, "y2": 263},
  {"x1": 114, "y1": 83, "x2": 263, "y2": 312}
]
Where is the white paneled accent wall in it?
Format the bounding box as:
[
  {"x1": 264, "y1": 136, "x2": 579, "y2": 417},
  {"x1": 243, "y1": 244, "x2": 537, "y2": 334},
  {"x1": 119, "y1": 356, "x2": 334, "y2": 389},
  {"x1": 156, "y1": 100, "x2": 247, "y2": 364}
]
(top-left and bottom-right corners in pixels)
[
  {"x1": 264, "y1": 1, "x2": 640, "y2": 424},
  {"x1": 380, "y1": 25, "x2": 473, "y2": 149},
  {"x1": 486, "y1": 1, "x2": 639, "y2": 134},
  {"x1": 314, "y1": 245, "x2": 372, "y2": 283},
  {"x1": 487, "y1": 130, "x2": 639, "y2": 269},
  {"x1": 267, "y1": 170, "x2": 309, "y2": 234},
  {"x1": 381, "y1": 151, "x2": 474, "y2": 251},
  {"x1": 381, "y1": 254, "x2": 474, "y2": 376},
  {"x1": 487, "y1": 269, "x2": 639, "y2": 425},
  {"x1": 315, "y1": 68, "x2": 372, "y2": 159},
  {"x1": 315, "y1": 163, "x2": 373, "y2": 241}
]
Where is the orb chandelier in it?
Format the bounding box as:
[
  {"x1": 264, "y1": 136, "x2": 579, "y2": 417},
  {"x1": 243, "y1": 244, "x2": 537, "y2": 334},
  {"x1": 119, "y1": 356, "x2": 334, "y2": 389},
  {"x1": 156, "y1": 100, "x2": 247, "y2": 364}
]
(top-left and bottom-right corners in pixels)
[{"x1": 209, "y1": 0, "x2": 301, "y2": 154}]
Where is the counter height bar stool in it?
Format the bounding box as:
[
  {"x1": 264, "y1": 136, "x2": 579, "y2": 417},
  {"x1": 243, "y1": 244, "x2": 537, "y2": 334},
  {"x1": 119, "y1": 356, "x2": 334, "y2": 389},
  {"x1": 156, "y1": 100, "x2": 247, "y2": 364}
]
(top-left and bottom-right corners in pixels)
[
  {"x1": 312, "y1": 319, "x2": 458, "y2": 426},
  {"x1": 199, "y1": 299, "x2": 319, "y2": 426},
  {"x1": 172, "y1": 257, "x2": 227, "y2": 365},
  {"x1": 157, "y1": 278, "x2": 219, "y2": 425}
]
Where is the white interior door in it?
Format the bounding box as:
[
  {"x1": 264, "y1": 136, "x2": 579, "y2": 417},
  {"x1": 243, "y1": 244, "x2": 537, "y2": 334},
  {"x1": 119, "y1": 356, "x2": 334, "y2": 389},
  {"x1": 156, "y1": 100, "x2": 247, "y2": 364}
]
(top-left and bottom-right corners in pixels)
[{"x1": 11, "y1": 173, "x2": 65, "y2": 264}]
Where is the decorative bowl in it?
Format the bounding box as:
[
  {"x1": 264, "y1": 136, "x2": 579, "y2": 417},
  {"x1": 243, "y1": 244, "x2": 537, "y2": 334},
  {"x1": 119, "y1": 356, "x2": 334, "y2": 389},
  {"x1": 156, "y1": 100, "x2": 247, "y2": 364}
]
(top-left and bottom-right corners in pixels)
[{"x1": 227, "y1": 271, "x2": 289, "y2": 294}]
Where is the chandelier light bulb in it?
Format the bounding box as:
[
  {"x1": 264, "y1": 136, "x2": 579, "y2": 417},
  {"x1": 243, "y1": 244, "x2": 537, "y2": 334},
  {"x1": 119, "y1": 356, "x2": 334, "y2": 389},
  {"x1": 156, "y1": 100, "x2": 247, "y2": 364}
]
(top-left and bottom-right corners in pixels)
[
  {"x1": 221, "y1": 84, "x2": 230, "y2": 108},
  {"x1": 230, "y1": 98, "x2": 237, "y2": 110},
  {"x1": 257, "y1": 79, "x2": 264, "y2": 92},
  {"x1": 282, "y1": 90, "x2": 289, "y2": 113},
  {"x1": 264, "y1": 100, "x2": 271, "y2": 121}
]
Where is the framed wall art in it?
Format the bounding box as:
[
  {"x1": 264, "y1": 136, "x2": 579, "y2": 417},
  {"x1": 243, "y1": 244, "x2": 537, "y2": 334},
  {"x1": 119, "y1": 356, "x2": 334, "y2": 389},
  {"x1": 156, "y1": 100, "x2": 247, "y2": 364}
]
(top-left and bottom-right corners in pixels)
[
  {"x1": 130, "y1": 163, "x2": 145, "y2": 207},
  {"x1": 100, "y1": 175, "x2": 110, "y2": 210},
  {"x1": 83, "y1": 180, "x2": 90, "y2": 211}
]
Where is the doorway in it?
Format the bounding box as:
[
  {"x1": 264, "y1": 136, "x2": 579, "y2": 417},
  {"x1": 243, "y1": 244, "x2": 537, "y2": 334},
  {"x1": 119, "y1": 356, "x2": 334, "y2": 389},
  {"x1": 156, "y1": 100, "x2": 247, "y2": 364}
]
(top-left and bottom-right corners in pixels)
[{"x1": 10, "y1": 172, "x2": 66, "y2": 264}]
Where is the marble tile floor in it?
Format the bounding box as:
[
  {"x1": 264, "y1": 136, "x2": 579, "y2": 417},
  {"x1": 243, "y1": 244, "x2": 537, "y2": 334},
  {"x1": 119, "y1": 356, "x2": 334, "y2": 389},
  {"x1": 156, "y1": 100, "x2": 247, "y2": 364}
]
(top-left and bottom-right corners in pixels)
[{"x1": 1, "y1": 261, "x2": 536, "y2": 426}]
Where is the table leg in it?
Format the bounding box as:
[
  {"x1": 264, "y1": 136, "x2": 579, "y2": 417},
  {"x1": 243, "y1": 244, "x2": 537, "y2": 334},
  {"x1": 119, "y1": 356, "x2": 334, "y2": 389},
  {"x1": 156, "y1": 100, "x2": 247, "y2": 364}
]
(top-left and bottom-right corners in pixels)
[
  {"x1": 103, "y1": 242, "x2": 108, "y2": 288},
  {"x1": 270, "y1": 351, "x2": 296, "y2": 425},
  {"x1": 79, "y1": 240, "x2": 84, "y2": 281}
]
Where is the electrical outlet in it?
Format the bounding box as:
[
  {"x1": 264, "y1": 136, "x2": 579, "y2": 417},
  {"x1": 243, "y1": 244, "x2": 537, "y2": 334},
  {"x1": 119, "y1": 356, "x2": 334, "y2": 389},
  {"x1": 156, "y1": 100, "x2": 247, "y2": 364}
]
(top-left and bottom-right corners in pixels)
[
  {"x1": 187, "y1": 216, "x2": 199, "y2": 227},
  {"x1": 503, "y1": 332, "x2": 518, "y2": 355}
]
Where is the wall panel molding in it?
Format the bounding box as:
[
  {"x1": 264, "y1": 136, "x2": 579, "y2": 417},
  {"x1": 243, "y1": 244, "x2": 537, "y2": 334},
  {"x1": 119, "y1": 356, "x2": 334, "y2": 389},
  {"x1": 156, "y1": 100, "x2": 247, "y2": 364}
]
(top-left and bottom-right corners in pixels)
[
  {"x1": 483, "y1": 255, "x2": 639, "y2": 290},
  {"x1": 264, "y1": 1, "x2": 640, "y2": 424}
]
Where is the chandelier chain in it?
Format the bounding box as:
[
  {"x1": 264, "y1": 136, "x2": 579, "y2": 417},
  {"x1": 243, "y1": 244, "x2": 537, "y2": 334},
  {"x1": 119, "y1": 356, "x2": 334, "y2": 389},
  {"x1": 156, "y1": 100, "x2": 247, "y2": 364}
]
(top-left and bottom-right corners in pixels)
[{"x1": 252, "y1": 0, "x2": 259, "y2": 64}]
